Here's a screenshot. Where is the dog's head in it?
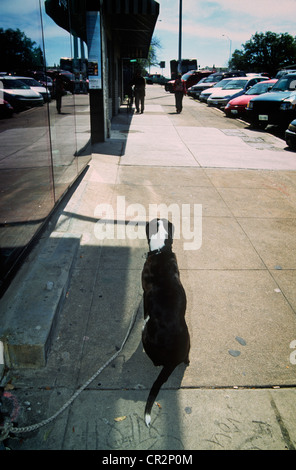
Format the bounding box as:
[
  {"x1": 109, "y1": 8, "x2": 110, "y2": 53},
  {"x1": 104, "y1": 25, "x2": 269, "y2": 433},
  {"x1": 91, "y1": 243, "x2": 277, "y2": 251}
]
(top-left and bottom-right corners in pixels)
[{"x1": 146, "y1": 219, "x2": 174, "y2": 253}]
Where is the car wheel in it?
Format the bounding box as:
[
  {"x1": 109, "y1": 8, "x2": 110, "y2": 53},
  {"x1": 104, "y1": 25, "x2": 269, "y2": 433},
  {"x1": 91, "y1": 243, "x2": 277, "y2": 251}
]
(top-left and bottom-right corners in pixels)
[
  {"x1": 251, "y1": 121, "x2": 267, "y2": 130},
  {"x1": 286, "y1": 138, "x2": 296, "y2": 150}
]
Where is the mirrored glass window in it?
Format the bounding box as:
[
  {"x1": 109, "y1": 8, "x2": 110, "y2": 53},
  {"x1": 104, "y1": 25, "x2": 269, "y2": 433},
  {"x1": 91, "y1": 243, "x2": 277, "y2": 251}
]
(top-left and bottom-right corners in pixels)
[{"x1": 0, "y1": 0, "x2": 91, "y2": 294}]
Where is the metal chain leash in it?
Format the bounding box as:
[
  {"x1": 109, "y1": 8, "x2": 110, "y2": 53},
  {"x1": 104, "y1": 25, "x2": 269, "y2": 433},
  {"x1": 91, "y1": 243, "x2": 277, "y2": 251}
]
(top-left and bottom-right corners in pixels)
[{"x1": 0, "y1": 303, "x2": 140, "y2": 442}]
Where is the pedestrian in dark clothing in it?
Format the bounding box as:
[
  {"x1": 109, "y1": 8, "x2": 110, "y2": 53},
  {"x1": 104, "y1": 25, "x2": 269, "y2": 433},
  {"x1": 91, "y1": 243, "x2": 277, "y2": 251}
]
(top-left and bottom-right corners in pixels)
[
  {"x1": 173, "y1": 74, "x2": 187, "y2": 113},
  {"x1": 126, "y1": 83, "x2": 134, "y2": 113},
  {"x1": 131, "y1": 71, "x2": 146, "y2": 113},
  {"x1": 54, "y1": 74, "x2": 64, "y2": 114}
]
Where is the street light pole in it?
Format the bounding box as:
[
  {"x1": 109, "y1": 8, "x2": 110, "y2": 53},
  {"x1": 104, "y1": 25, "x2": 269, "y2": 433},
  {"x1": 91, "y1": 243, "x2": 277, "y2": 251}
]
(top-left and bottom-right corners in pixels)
[{"x1": 178, "y1": 0, "x2": 182, "y2": 74}]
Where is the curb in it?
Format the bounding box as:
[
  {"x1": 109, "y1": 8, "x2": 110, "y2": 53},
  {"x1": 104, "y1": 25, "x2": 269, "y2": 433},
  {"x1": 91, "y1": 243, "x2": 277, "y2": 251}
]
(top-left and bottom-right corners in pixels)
[{"x1": 0, "y1": 233, "x2": 81, "y2": 369}]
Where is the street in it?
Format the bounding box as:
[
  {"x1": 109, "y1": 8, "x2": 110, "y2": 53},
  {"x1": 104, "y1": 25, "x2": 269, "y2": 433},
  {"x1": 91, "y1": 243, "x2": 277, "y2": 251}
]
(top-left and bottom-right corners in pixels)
[{"x1": 1, "y1": 84, "x2": 296, "y2": 450}]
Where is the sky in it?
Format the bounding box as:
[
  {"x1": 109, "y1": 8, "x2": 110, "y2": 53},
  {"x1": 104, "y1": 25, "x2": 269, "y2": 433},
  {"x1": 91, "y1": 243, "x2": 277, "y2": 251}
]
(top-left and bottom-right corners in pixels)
[
  {"x1": 151, "y1": 0, "x2": 296, "y2": 76},
  {"x1": 1, "y1": 0, "x2": 296, "y2": 75},
  {"x1": 1, "y1": 0, "x2": 74, "y2": 67}
]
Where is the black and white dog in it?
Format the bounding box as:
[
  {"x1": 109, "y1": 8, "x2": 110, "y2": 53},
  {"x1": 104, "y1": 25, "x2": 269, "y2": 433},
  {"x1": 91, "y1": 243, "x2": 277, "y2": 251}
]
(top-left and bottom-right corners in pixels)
[{"x1": 141, "y1": 219, "x2": 190, "y2": 427}]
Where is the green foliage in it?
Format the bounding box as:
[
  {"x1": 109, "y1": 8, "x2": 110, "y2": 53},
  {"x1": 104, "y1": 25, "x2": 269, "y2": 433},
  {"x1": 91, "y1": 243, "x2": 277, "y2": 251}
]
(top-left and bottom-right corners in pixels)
[
  {"x1": 0, "y1": 28, "x2": 44, "y2": 73},
  {"x1": 135, "y1": 35, "x2": 162, "y2": 74},
  {"x1": 229, "y1": 31, "x2": 296, "y2": 76}
]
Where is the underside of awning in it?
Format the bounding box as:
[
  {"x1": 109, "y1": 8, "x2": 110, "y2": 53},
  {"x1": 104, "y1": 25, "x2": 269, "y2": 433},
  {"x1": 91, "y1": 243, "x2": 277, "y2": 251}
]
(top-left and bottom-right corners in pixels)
[
  {"x1": 104, "y1": 0, "x2": 160, "y2": 59},
  {"x1": 44, "y1": 0, "x2": 159, "y2": 59},
  {"x1": 45, "y1": 0, "x2": 88, "y2": 42}
]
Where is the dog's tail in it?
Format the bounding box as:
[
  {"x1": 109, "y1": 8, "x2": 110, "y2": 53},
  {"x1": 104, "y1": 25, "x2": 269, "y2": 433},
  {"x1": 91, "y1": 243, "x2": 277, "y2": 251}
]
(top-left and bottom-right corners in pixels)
[{"x1": 144, "y1": 364, "x2": 176, "y2": 427}]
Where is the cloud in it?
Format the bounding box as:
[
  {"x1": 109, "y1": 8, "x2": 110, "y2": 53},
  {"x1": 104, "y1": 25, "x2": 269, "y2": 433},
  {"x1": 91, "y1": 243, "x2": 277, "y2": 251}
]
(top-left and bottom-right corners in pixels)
[
  {"x1": 157, "y1": 0, "x2": 296, "y2": 46},
  {"x1": 208, "y1": 0, "x2": 296, "y2": 20},
  {"x1": 158, "y1": 17, "x2": 240, "y2": 41},
  {"x1": 158, "y1": 0, "x2": 296, "y2": 28}
]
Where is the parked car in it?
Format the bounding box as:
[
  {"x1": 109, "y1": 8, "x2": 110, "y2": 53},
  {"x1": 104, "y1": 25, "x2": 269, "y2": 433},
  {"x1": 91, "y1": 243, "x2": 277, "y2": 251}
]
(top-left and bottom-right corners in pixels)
[
  {"x1": 165, "y1": 70, "x2": 212, "y2": 93},
  {"x1": 145, "y1": 74, "x2": 169, "y2": 85},
  {"x1": 25, "y1": 71, "x2": 53, "y2": 92},
  {"x1": 187, "y1": 78, "x2": 208, "y2": 98},
  {"x1": 224, "y1": 79, "x2": 277, "y2": 118},
  {"x1": 246, "y1": 72, "x2": 270, "y2": 78},
  {"x1": 165, "y1": 80, "x2": 174, "y2": 92},
  {"x1": 285, "y1": 119, "x2": 296, "y2": 149},
  {"x1": 207, "y1": 76, "x2": 269, "y2": 108},
  {"x1": 0, "y1": 76, "x2": 44, "y2": 110},
  {"x1": 188, "y1": 73, "x2": 224, "y2": 99},
  {"x1": 47, "y1": 69, "x2": 76, "y2": 94},
  {"x1": 189, "y1": 71, "x2": 246, "y2": 99},
  {"x1": 145, "y1": 75, "x2": 154, "y2": 84},
  {"x1": 14, "y1": 76, "x2": 51, "y2": 102},
  {"x1": 0, "y1": 98, "x2": 14, "y2": 118},
  {"x1": 275, "y1": 68, "x2": 296, "y2": 79},
  {"x1": 246, "y1": 73, "x2": 296, "y2": 129},
  {"x1": 183, "y1": 70, "x2": 214, "y2": 89},
  {"x1": 199, "y1": 78, "x2": 233, "y2": 102}
]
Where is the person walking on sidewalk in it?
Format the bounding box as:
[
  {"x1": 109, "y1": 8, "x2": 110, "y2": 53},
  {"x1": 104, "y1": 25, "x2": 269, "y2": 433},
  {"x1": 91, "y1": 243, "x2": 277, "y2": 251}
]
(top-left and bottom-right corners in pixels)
[
  {"x1": 54, "y1": 73, "x2": 64, "y2": 114},
  {"x1": 132, "y1": 70, "x2": 146, "y2": 113},
  {"x1": 173, "y1": 74, "x2": 187, "y2": 113}
]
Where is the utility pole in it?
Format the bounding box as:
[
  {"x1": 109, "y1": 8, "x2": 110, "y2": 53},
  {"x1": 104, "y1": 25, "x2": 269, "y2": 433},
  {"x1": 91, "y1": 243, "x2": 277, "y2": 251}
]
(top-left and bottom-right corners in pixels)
[{"x1": 178, "y1": 0, "x2": 182, "y2": 74}]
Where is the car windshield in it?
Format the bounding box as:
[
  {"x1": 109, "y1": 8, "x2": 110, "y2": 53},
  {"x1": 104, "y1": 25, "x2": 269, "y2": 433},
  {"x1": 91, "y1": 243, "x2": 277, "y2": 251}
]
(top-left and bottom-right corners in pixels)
[
  {"x1": 245, "y1": 82, "x2": 274, "y2": 95},
  {"x1": 60, "y1": 72, "x2": 75, "y2": 81},
  {"x1": 195, "y1": 78, "x2": 207, "y2": 85},
  {"x1": 181, "y1": 72, "x2": 193, "y2": 80},
  {"x1": 275, "y1": 70, "x2": 296, "y2": 79},
  {"x1": 222, "y1": 79, "x2": 248, "y2": 90},
  {"x1": 213, "y1": 78, "x2": 231, "y2": 88},
  {"x1": 19, "y1": 78, "x2": 42, "y2": 87},
  {"x1": 272, "y1": 76, "x2": 296, "y2": 92},
  {"x1": 205, "y1": 74, "x2": 222, "y2": 83},
  {"x1": 35, "y1": 74, "x2": 53, "y2": 83},
  {"x1": 1, "y1": 78, "x2": 30, "y2": 90}
]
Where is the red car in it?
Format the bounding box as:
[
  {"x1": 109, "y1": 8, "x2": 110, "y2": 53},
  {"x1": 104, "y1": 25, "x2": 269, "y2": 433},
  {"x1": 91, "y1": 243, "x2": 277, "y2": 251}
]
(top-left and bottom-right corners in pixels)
[{"x1": 224, "y1": 79, "x2": 277, "y2": 118}]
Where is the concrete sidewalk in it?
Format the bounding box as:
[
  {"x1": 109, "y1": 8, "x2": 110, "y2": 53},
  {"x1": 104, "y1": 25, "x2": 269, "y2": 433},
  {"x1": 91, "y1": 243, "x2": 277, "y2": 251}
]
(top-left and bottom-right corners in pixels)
[{"x1": 1, "y1": 85, "x2": 296, "y2": 450}]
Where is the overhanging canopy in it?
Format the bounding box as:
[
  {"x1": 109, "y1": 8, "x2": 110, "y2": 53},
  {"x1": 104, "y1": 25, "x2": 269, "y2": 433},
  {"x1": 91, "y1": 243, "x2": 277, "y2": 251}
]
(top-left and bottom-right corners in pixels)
[
  {"x1": 104, "y1": 0, "x2": 159, "y2": 59},
  {"x1": 45, "y1": 0, "x2": 88, "y2": 42},
  {"x1": 44, "y1": 0, "x2": 159, "y2": 59}
]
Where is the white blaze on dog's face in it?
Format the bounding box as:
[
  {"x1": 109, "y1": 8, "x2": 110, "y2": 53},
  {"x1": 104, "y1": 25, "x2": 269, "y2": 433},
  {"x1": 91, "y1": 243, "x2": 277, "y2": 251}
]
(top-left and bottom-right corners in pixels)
[{"x1": 149, "y1": 219, "x2": 168, "y2": 252}]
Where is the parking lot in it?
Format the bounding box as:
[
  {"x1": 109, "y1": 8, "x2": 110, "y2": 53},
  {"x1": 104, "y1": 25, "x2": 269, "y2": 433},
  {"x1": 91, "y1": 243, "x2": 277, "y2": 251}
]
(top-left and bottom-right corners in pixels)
[{"x1": 182, "y1": 69, "x2": 296, "y2": 149}]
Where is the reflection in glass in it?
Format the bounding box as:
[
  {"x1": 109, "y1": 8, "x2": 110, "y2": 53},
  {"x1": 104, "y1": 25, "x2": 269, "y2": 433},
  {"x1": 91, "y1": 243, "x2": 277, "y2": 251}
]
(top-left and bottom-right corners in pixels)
[{"x1": 0, "y1": 0, "x2": 91, "y2": 294}]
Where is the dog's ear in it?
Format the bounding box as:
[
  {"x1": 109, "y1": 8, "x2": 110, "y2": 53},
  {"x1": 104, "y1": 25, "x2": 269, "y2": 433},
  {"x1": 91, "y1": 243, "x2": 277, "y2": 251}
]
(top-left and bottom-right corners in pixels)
[
  {"x1": 167, "y1": 220, "x2": 174, "y2": 240},
  {"x1": 161, "y1": 219, "x2": 174, "y2": 241},
  {"x1": 146, "y1": 218, "x2": 159, "y2": 240}
]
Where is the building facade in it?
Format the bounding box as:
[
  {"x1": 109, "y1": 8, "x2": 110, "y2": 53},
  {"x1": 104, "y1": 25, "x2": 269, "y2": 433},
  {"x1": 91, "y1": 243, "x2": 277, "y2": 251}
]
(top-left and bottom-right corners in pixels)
[
  {"x1": 46, "y1": 0, "x2": 160, "y2": 142},
  {"x1": 0, "y1": 0, "x2": 159, "y2": 295}
]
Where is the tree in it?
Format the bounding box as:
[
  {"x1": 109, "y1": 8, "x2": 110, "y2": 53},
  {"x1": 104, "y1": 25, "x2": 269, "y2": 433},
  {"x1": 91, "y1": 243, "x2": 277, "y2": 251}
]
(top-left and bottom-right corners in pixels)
[
  {"x1": 229, "y1": 31, "x2": 296, "y2": 76},
  {"x1": 135, "y1": 35, "x2": 162, "y2": 74},
  {"x1": 147, "y1": 36, "x2": 162, "y2": 70},
  {"x1": 0, "y1": 28, "x2": 44, "y2": 73}
]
